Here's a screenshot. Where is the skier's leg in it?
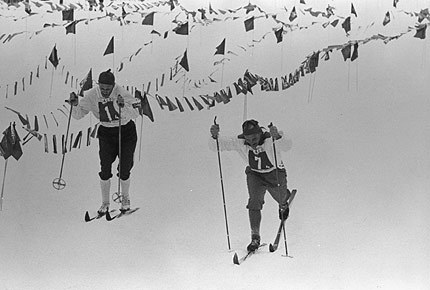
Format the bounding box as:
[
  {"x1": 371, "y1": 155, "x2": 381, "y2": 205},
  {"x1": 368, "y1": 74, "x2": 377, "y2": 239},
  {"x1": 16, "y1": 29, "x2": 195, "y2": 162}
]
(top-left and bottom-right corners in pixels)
[
  {"x1": 267, "y1": 169, "x2": 291, "y2": 219},
  {"x1": 118, "y1": 121, "x2": 137, "y2": 211},
  {"x1": 98, "y1": 179, "x2": 111, "y2": 214},
  {"x1": 98, "y1": 128, "x2": 118, "y2": 210},
  {"x1": 246, "y1": 167, "x2": 266, "y2": 245}
]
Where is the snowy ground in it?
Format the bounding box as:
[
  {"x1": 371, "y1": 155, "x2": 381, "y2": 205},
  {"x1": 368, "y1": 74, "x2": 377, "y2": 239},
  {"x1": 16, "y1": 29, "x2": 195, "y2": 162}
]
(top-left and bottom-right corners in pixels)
[{"x1": 1, "y1": 0, "x2": 430, "y2": 289}]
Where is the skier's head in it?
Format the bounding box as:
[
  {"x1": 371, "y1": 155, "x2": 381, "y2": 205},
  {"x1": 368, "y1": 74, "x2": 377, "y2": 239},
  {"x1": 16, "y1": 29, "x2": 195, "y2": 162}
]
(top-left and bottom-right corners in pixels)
[
  {"x1": 238, "y1": 119, "x2": 263, "y2": 148},
  {"x1": 98, "y1": 69, "x2": 115, "y2": 98}
]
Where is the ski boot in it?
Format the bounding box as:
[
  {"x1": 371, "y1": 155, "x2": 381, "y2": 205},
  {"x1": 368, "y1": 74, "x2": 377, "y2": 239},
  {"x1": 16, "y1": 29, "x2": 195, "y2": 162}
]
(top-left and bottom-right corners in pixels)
[
  {"x1": 120, "y1": 197, "x2": 130, "y2": 213},
  {"x1": 247, "y1": 234, "x2": 261, "y2": 252},
  {"x1": 97, "y1": 202, "x2": 110, "y2": 216}
]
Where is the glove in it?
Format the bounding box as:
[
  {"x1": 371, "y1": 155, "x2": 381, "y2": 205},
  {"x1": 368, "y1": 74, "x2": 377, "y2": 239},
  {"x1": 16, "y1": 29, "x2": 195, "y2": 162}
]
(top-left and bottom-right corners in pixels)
[
  {"x1": 67, "y1": 92, "x2": 79, "y2": 106},
  {"x1": 210, "y1": 124, "x2": 219, "y2": 139},
  {"x1": 117, "y1": 95, "x2": 125, "y2": 108},
  {"x1": 269, "y1": 124, "x2": 281, "y2": 140}
]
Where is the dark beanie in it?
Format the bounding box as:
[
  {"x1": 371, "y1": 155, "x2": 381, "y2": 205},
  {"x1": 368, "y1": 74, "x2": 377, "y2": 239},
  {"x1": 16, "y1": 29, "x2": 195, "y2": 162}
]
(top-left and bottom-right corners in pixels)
[{"x1": 98, "y1": 69, "x2": 115, "y2": 85}]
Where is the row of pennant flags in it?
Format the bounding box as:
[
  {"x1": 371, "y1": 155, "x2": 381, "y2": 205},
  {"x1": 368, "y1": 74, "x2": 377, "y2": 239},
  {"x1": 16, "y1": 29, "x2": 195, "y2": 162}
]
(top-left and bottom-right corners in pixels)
[
  {"x1": 1, "y1": 0, "x2": 430, "y2": 161},
  {"x1": 2, "y1": 16, "x2": 428, "y2": 161},
  {"x1": 1, "y1": 0, "x2": 429, "y2": 46},
  {"x1": 1, "y1": 8, "x2": 428, "y2": 101},
  {"x1": 1, "y1": 14, "x2": 428, "y2": 104}
]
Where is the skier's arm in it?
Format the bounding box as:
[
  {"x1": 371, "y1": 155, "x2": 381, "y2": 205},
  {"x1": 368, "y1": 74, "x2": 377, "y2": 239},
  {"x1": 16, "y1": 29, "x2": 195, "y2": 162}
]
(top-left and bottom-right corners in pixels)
[
  {"x1": 69, "y1": 92, "x2": 91, "y2": 120},
  {"x1": 117, "y1": 87, "x2": 140, "y2": 120},
  {"x1": 208, "y1": 135, "x2": 244, "y2": 152},
  {"x1": 273, "y1": 130, "x2": 292, "y2": 152}
]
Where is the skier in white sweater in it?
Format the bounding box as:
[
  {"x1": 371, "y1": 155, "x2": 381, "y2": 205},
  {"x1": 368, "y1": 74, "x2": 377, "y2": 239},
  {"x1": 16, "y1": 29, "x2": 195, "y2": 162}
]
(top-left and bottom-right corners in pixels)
[{"x1": 68, "y1": 69, "x2": 140, "y2": 214}]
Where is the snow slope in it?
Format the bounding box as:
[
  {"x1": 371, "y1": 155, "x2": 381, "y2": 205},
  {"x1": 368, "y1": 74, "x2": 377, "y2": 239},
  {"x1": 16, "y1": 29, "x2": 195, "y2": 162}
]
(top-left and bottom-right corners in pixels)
[{"x1": 1, "y1": 0, "x2": 429, "y2": 289}]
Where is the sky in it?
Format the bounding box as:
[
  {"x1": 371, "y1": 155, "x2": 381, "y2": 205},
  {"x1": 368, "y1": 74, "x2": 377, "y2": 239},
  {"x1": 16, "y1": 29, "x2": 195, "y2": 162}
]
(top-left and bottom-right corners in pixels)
[{"x1": 0, "y1": 0, "x2": 429, "y2": 289}]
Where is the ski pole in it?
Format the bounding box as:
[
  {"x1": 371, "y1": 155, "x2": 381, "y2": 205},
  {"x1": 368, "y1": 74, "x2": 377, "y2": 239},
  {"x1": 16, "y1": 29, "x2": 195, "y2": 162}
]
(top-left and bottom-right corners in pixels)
[
  {"x1": 52, "y1": 101, "x2": 73, "y2": 190},
  {"x1": 1, "y1": 159, "x2": 8, "y2": 211},
  {"x1": 115, "y1": 98, "x2": 124, "y2": 203},
  {"x1": 268, "y1": 122, "x2": 289, "y2": 257},
  {"x1": 214, "y1": 116, "x2": 231, "y2": 250}
]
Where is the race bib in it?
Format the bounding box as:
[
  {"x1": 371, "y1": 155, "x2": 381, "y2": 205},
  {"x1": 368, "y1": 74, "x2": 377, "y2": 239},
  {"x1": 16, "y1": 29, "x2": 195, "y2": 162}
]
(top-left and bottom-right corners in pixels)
[
  {"x1": 98, "y1": 101, "x2": 119, "y2": 122},
  {"x1": 248, "y1": 150, "x2": 273, "y2": 170}
]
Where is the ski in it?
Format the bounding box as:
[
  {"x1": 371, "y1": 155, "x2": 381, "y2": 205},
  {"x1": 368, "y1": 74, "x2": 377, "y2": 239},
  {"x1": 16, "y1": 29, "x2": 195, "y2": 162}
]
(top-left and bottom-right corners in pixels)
[
  {"x1": 233, "y1": 243, "x2": 267, "y2": 265},
  {"x1": 105, "y1": 207, "x2": 140, "y2": 221},
  {"x1": 84, "y1": 209, "x2": 116, "y2": 222},
  {"x1": 269, "y1": 189, "x2": 297, "y2": 253}
]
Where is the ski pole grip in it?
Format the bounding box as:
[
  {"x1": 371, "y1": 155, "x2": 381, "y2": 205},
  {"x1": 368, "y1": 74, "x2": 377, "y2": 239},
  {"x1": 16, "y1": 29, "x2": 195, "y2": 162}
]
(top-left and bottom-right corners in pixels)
[{"x1": 268, "y1": 122, "x2": 273, "y2": 128}]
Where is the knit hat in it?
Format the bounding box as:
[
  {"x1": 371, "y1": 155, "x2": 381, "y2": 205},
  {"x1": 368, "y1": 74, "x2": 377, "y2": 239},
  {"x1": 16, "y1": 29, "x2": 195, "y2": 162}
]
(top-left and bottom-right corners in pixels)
[
  {"x1": 238, "y1": 119, "x2": 263, "y2": 138},
  {"x1": 98, "y1": 69, "x2": 115, "y2": 85}
]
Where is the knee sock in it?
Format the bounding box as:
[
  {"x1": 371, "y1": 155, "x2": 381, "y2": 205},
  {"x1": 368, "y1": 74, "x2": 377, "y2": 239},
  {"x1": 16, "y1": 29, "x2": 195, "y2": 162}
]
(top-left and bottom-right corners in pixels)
[
  {"x1": 100, "y1": 179, "x2": 111, "y2": 205},
  {"x1": 120, "y1": 178, "x2": 130, "y2": 200},
  {"x1": 248, "y1": 209, "x2": 262, "y2": 238}
]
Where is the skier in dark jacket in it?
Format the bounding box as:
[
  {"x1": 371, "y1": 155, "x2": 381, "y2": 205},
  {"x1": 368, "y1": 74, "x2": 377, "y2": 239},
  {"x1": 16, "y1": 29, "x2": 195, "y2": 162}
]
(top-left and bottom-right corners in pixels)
[{"x1": 209, "y1": 119, "x2": 293, "y2": 251}]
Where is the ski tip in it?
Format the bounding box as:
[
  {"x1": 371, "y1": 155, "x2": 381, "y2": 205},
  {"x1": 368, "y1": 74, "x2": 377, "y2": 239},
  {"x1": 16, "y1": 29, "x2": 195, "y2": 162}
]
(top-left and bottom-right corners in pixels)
[
  {"x1": 84, "y1": 211, "x2": 91, "y2": 222},
  {"x1": 105, "y1": 211, "x2": 115, "y2": 221},
  {"x1": 233, "y1": 253, "x2": 239, "y2": 265},
  {"x1": 269, "y1": 244, "x2": 275, "y2": 252}
]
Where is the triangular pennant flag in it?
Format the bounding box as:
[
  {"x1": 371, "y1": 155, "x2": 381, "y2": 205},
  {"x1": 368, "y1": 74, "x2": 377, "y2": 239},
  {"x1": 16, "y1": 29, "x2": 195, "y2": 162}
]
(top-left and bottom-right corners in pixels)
[
  {"x1": 62, "y1": 134, "x2": 67, "y2": 154},
  {"x1": 90, "y1": 124, "x2": 98, "y2": 138},
  {"x1": 103, "y1": 36, "x2": 114, "y2": 56},
  {"x1": 214, "y1": 38, "x2": 226, "y2": 55},
  {"x1": 166, "y1": 97, "x2": 178, "y2": 111},
  {"x1": 274, "y1": 78, "x2": 279, "y2": 91},
  {"x1": 351, "y1": 3, "x2": 357, "y2": 17},
  {"x1": 342, "y1": 17, "x2": 351, "y2": 34},
  {"x1": 65, "y1": 21, "x2": 76, "y2": 34},
  {"x1": 351, "y1": 43, "x2": 359, "y2": 61},
  {"x1": 192, "y1": 97, "x2": 204, "y2": 110},
  {"x1": 414, "y1": 24, "x2": 427, "y2": 39},
  {"x1": 52, "y1": 135, "x2": 58, "y2": 154},
  {"x1": 44, "y1": 134, "x2": 48, "y2": 153},
  {"x1": 393, "y1": 0, "x2": 399, "y2": 8},
  {"x1": 243, "y1": 3, "x2": 256, "y2": 14},
  {"x1": 175, "y1": 97, "x2": 184, "y2": 112},
  {"x1": 209, "y1": 3, "x2": 218, "y2": 15},
  {"x1": 49, "y1": 45, "x2": 59, "y2": 68},
  {"x1": 79, "y1": 68, "x2": 92, "y2": 96},
  {"x1": 34, "y1": 115, "x2": 39, "y2": 131},
  {"x1": 200, "y1": 96, "x2": 214, "y2": 107},
  {"x1": 383, "y1": 12, "x2": 390, "y2": 26},
  {"x1": 5, "y1": 107, "x2": 30, "y2": 127},
  {"x1": 300, "y1": 0, "x2": 306, "y2": 4},
  {"x1": 173, "y1": 22, "x2": 188, "y2": 35},
  {"x1": 156, "y1": 94, "x2": 168, "y2": 110},
  {"x1": 0, "y1": 124, "x2": 22, "y2": 160},
  {"x1": 244, "y1": 17, "x2": 254, "y2": 32},
  {"x1": 62, "y1": 9, "x2": 74, "y2": 21},
  {"x1": 86, "y1": 127, "x2": 91, "y2": 146},
  {"x1": 309, "y1": 52, "x2": 319, "y2": 73},
  {"x1": 179, "y1": 50, "x2": 189, "y2": 72},
  {"x1": 330, "y1": 19, "x2": 339, "y2": 27},
  {"x1": 244, "y1": 70, "x2": 258, "y2": 87},
  {"x1": 219, "y1": 89, "x2": 230, "y2": 104},
  {"x1": 275, "y1": 27, "x2": 283, "y2": 43},
  {"x1": 184, "y1": 97, "x2": 194, "y2": 111},
  {"x1": 341, "y1": 44, "x2": 352, "y2": 61},
  {"x1": 73, "y1": 131, "x2": 82, "y2": 148},
  {"x1": 142, "y1": 12, "x2": 155, "y2": 25},
  {"x1": 289, "y1": 6, "x2": 297, "y2": 22},
  {"x1": 213, "y1": 91, "x2": 223, "y2": 103}
]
